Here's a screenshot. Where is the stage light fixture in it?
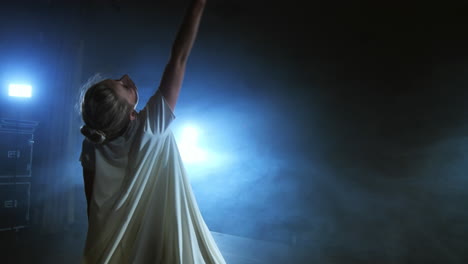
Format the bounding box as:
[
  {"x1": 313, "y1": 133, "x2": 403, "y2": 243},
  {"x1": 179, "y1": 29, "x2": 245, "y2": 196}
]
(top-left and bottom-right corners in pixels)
[{"x1": 9, "y1": 84, "x2": 32, "y2": 98}]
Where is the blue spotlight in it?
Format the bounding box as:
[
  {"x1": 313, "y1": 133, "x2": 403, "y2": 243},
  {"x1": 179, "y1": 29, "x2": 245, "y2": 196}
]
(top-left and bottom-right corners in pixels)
[
  {"x1": 178, "y1": 125, "x2": 207, "y2": 163},
  {"x1": 9, "y1": 84, "x2": 32, "y2": 98}
]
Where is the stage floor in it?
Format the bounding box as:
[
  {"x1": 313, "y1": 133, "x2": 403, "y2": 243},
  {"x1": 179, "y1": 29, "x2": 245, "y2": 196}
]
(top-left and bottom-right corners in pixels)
[{"x1": 2, "y1": 229, "x2": 307, "y2": 264}]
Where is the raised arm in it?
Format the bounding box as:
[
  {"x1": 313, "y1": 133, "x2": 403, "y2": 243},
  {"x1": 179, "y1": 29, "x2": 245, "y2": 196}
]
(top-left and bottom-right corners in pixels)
[{"x1": 158, "y1": 0, "x2": 206, "y2": 111}]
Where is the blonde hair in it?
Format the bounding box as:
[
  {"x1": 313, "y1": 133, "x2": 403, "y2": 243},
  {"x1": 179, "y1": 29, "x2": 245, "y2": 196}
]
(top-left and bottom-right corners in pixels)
[{"x1": 80, "y1": 76, "x2": 133, "y2": 144}]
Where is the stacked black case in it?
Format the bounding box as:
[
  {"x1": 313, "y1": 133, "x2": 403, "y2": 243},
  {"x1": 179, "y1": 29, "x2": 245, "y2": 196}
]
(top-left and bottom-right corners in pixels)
[{"x1": 0, "y1": 119, "x2": 38, "y2": 232}]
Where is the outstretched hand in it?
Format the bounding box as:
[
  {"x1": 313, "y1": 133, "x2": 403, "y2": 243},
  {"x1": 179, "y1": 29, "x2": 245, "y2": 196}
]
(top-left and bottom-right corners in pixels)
[{"x1": 158, "y1": 0, "x2": 207, "y2": 111}]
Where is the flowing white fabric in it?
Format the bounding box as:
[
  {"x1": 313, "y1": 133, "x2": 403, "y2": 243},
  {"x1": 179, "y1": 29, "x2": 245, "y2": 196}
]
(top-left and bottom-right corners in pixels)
[{"x1": 81, "y1": 90, "x2": 226, "y2": 264}]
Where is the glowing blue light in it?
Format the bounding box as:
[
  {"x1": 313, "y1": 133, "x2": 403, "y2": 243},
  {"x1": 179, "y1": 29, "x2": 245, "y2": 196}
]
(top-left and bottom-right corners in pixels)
[
  {"x1": 9, "y1": 84, "x2": 32, "y2": 98},
  {"x1": 178, "y1": 125, "x2": 207, "y2": 163}
]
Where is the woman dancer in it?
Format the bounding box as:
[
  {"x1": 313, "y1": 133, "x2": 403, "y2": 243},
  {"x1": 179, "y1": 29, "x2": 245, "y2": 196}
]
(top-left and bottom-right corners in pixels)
[{"x1": 79, "y1": 0, "x2": 226, "y2": 263}]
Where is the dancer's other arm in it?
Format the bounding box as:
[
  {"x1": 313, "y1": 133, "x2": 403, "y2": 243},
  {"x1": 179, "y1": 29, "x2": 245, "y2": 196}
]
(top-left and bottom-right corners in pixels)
[
  {"x1": 83, "y1": 167, "x2": 94, "y2": 218},
  {"x1": 158, "y1": 0, "x2": 206, "y2": 111}
]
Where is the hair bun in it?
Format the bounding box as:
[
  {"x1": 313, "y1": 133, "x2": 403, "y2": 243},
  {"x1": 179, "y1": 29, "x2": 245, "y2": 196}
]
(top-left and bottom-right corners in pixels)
[{"x1": 80, "y1": 125, "x2": 106, "y2": 144}]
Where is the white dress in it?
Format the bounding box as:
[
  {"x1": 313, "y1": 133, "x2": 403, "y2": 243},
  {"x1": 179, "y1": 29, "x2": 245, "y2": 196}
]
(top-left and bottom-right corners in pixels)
[{"x1": 80, "y1": 90, "x2": 226, "y2": 264}]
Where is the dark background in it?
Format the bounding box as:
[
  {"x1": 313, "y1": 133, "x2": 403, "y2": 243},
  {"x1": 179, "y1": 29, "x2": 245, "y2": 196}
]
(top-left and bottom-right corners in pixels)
[{"x1": 0, "y1": 0, "x2": 467, "y2": 263}]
